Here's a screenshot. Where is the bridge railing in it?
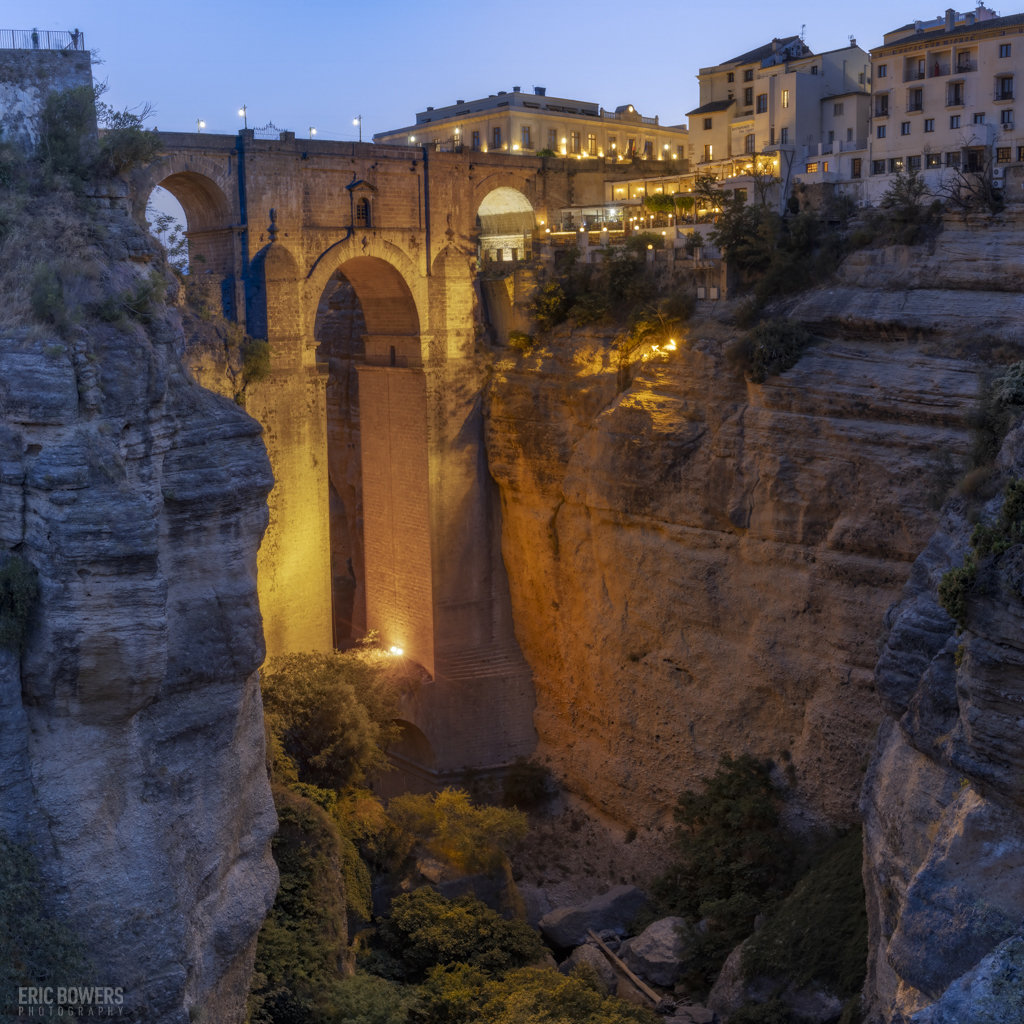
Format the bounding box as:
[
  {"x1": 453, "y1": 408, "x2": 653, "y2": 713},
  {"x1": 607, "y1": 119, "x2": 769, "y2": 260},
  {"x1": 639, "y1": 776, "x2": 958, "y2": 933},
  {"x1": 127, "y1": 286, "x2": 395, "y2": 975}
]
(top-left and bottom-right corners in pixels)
[{"x1": 0, "y1": 29, "x2": 86, "y2": 50}]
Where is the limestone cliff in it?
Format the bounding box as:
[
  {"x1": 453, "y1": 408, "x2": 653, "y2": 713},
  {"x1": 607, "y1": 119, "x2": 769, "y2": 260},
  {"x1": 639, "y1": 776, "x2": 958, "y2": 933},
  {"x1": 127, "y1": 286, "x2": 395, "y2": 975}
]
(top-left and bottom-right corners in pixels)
[
  {"x1": 0, "y1": 180, "x2": 278, "y2": 1021},
  {"x1": 861, "y1": 424, "x2": 1024, "y2": 1023},
  {"x1": 485, "y1": 325, "x2": 980, "y2": 828}
]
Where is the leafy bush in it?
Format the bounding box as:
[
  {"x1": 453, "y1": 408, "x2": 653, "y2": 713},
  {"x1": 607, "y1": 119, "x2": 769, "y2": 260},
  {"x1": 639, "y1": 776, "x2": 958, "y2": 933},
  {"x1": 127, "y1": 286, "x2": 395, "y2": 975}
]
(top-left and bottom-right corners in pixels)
[
  {"x1": 371, "y1": 888, "x2": 542, "y2": 982},
  {"x1": 261, "y1": 650, "x2": 402, "y2": 790},
  {"x1": 30, "y1": 267, "x2": 65, "y2": 326},
  {"x1": 502, "y1": 757, "x2": 552, "y2": 809},
  {"x1": 248, "y1": 786, "x2": 352, "y2": 1023},
  {"x1": 96, "y1": 103, "x2": 161, "y2": 174},
  {"x1": 728, "y1": 320, "x2": 813, "y2": 384},
  {"x1": 89, "y1": 272, "x2": 166, "y2": 326},
  {"x1": 568, "y1": 291, "x2": 611, "y2": 325},
  {"x1": 0, "y1": 833, "x2": 88, "y2": 1014},
  {"x1": 625, "y1": 231, "x2": 664, "y2": 253},
  {"x1": 741, "y1": 829, "x2": 868, "y2": 999},
  {"x1": 531, "y1": 281, "x2": 569, "y2": 331},
  {"x1": 0, "y1": 553, "x2": 39, "y2": 650},
  {"x1": 420, "y1": 963, "x2": 659, "y2": 1024},
  {"x1": 685, "y1": 230, "x2": 705, "y2": 256},
  {"x1": 508, "y1": 330, "x2": 535, "y2": 354},
  {"x1": 241, "y1": 337, "x2": 271, "y2": 388},
  {"x1": 323, "y1": 973, "x2": 418, "y2": 1024},
  {"x1": 37, "y1": 85, "x2": 97, "y2": 178},
  {"x1": 386, "y1": 787, "x2": 528, "y2": 874},
  {"x1": 536, "y1": 148, "x2": 557, "y2": 158}
]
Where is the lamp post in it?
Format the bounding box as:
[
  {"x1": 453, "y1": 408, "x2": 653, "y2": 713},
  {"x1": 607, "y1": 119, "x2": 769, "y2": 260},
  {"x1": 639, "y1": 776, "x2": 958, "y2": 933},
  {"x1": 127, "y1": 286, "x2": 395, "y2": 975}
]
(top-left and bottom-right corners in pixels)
[
  {"x1": 353, "y1": 115, "x2": 362, "y2": 142},
  {"x1": 196, "y1": 119, "x2": 205, "y2": 134},
  {"x1": 309, "y1": 127, "x2": 317, "y2": 139},
  {"x1": 238, "y1": 105, "x2": 247, "y2": 129}
]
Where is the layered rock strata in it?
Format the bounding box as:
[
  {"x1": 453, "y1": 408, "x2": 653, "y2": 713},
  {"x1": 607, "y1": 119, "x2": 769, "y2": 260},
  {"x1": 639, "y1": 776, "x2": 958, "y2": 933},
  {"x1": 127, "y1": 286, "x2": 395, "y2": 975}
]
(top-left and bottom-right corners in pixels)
[
  {"x1": 0, "y1": 183, "x2": 278, "y2": 1022},
  {"x1": 486, "y1": 327, "x2": 980, "y2": 827}
]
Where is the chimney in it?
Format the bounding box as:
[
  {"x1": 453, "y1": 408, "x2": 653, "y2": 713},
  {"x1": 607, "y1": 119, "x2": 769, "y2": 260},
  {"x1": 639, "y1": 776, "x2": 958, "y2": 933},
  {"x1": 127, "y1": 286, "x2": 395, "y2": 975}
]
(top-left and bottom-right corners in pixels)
[
  {"x1": 513, "y1": 85, "x2": 521, "y2": 92},
  {"x1": 534, "y1": 86, "x2": 546, "y2": 96},
  {"x1": 915, "y1": 20, "x2": 923, "y2": 31},
  {"x1": 457, "y1": 99, "x2": 464, "y2": 104},
  {"x1": 945, "y1": 8, "x2": 956, "y2": 31},
  {"x1": 772, "y1": 37, "x2": 779, "y2": 52}
]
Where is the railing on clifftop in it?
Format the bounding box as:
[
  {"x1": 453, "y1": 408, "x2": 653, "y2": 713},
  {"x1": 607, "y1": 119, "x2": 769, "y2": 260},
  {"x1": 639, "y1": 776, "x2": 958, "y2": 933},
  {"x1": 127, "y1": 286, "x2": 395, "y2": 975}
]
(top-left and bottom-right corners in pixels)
[{"x1": 0, "y1": 29, "x2": 86, "y2": 50}]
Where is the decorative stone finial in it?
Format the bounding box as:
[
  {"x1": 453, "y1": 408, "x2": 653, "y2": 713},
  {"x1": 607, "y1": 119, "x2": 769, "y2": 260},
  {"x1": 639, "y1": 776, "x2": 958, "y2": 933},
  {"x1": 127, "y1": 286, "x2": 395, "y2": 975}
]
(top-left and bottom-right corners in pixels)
[{"x1": 268, "y1": 208, "x2": 278, "y2": 242}]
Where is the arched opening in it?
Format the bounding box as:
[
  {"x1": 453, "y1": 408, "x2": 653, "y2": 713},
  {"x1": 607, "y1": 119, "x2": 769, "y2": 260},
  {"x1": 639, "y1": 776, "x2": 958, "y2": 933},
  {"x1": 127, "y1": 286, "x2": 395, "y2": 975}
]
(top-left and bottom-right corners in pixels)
[
  {"x1": 143, "y1": 170, "x2": 235, "y2": 315},
  {"x1": 313, "y1": 254, "x2": 426, "y2": 655},
  {"x1": 477, "y1": 186, "x2": 534, "y2": 264},
  {"x1": 375, "y1": 720, "x2": 438, "y2": 799}
]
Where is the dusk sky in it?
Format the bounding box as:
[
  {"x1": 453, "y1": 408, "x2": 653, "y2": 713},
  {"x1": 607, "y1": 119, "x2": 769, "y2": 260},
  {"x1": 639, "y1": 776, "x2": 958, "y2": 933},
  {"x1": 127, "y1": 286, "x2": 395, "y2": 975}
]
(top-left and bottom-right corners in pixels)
[{"x1": 15, "y1": 0, "x2": 945, "y2": 139}]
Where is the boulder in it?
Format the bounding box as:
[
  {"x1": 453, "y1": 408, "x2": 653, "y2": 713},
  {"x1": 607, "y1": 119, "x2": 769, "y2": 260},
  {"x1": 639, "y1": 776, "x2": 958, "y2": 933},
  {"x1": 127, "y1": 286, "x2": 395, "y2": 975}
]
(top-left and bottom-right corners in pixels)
[
  {"x1": 622, "y1": 916, "x2": 693, "y2": 986},
  {"x1": 539, "y1": 884, "x2": 647, "y2": 947},
  {"x1": 559, "y1": 942, "x2": 618, "y2": 994}
]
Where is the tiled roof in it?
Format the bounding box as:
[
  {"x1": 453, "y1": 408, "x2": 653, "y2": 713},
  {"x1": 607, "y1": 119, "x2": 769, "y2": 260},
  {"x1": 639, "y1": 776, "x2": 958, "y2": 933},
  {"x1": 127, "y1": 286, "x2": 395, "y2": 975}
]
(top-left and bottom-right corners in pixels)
[
  {"x1": 727, "y1": 35, "x2": 803, "y2": 66},
  {"x1": 878, "y1": 11, "x2": 1024, "y2": 50},
  {"x1": 686, "y1": 99, "x2": 736, "y2": 116}
]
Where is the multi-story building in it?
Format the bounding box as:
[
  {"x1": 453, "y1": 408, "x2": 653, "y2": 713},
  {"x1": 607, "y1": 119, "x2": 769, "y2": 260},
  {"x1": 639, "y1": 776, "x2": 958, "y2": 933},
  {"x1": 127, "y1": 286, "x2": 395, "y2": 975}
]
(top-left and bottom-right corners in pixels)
[
  {"x1": 686, "y1": 36, "x2": 872, "y2": 201},
  {"x1": 866, "y1": 5, "x2": 1020, "y2": 198},
  {"x1": 373, "y1": 87, "x2": 689, "y2": 163}
]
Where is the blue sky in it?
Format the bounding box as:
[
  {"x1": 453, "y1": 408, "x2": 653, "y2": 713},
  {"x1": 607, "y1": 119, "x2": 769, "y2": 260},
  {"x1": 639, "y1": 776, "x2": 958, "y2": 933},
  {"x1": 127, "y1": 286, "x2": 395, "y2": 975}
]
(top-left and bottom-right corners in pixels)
[{"x1": 15, "y1": 0, "x2": 944, "y2": 139}]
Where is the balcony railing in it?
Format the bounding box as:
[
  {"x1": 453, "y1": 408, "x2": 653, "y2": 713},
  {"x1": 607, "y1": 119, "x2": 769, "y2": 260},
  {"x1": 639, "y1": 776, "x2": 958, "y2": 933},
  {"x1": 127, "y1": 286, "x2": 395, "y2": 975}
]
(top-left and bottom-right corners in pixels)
[
  {"x1": 904, "y1": 70, "x2": 927, "y2": 82},
  {"x1": 947, "y1": 94, "x2": 966, "y2": 107},
  {"x1": 874, "y1": 106, "x2": 890, "y2": 117},
  {"x1": 929, "y1": 63, "x2": 951, "y2": 77},
  {"x1": 907, "y1": 102, "x2": 924, "y2": 112},
  {"x1": 955, "y1": 60, "x2": 978, "y2": 73},
  {"x1": 996, "y1": 87, "x2": 1014, "y2": 102},
  {"x1": 0, "y1": 28, "x2": 85, "y2": 50}
]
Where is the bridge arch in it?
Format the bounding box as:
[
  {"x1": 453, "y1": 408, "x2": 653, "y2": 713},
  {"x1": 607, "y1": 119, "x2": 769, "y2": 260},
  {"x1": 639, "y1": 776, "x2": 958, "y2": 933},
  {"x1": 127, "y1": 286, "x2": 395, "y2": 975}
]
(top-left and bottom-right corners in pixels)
[{"x1": 132, "y1": 155, "x2": 237, "y2": 278}]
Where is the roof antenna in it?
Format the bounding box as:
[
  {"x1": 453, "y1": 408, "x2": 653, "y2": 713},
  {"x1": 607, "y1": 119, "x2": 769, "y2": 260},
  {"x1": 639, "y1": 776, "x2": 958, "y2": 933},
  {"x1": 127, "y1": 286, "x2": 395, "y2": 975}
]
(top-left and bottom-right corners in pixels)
[{"x1": 801, "y1": 23, "x2": 806, "y2": 39}]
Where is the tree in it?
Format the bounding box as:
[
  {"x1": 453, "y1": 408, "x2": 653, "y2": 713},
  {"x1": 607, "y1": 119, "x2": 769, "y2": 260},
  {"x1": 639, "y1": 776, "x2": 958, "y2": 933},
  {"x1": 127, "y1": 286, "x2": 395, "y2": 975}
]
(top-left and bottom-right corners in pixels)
[
  {"x1": 749, "y1": 154, "x2": 783, "y2": 207},
  {"x1": 693, "y1": 172, "x2": 722, "y2": 218},
  {"x1": 880, "y1": 167, "x2": 929, "y2": 219},
  {"x1": 933, "y1": 146, "x2": 1005, "y2": 214}
]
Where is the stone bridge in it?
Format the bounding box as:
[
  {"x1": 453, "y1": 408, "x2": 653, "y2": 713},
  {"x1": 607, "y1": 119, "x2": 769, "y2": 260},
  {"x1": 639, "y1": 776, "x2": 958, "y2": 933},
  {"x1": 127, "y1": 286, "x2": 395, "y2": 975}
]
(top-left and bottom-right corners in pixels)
[{"x1": 131, "y1": 131, "x2": 595, "y2": 785}]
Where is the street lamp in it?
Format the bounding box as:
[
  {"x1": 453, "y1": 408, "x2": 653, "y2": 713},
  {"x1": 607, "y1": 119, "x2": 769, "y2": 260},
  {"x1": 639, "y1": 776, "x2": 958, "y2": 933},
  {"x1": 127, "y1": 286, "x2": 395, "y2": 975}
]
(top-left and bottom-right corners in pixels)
[
  {"x1": 238, "y1": 105, "x2": 247, "y2": 128},
  {"x1": 196, "y1": 119, "x2": 205, "y2": 134},
  {"x1": 309, "y1": 127, "x2": 316, "y2": 139},
  {"x1": 353, "y1": 115, "x2": 362, "y2": 142}
]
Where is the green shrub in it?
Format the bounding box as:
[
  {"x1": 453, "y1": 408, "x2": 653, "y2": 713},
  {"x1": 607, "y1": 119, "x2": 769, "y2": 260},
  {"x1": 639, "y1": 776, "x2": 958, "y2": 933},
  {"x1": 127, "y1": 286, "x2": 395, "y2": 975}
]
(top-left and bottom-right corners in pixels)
[
  {"x1": 248, "y1": 786, "x2": 351, "y2": 1023},
  {"x1": 624, "y1": 231, "x2": 664, "y2": 253},
  {"x1": 502, "y1": 757, "x2": 552, "y2": 809},
  {"x1": 371, "y1": 888, "x2": 542, "y2": 982},
  {"x1": 386, "y1": 787, "x2": 527, "y2": 874},
  {"x1": 741, "y1": 829, "x2": 868, "y2": 999},
  {"x1": 90, "y1": 272, "x2": 165, "y2": 326},
  {"x1": 508, "y1": 330, "x2": 535, "y2": 354},
  {"x1": 536, "y1": 148, "x2": 557, "y2": 159},
  {"x1": 0, "y1": 554, "x2": 39, "y2": 651},
  {"x1": 241, "y1": 337, "x2": 271, "y2": 388},
  {"x1": 323, "y1": 973, "x2": 418, "y2": 1024},
  {"x1": 938, "y1": 563, "x2": 978, "y2": 627},
  {"x1": 30, "y1": 267, "x2": 65, "y2": 326},
  {"x1": 96, "y1": 104, "x2": 161, "y2": 174},
  {"x1": 684, "y1": 230, "x2": 705, "y2": 256},
  {"x1": 531, "y1": 281, "x2": 569, "y2": 331},
  {"x1": 261, "y1": 650, "x2": 402, "y2": 790},
  {"x1": 729, "y1": 320, "x2": 813, "y2": 384},
  {"x1": 568, "y1": 291, "x2": 611, "y2": 325},
  {"x1": 420, "y1": 964, "x2": 659, "y2": 1024},
  {"x1": 37, "y1": 85, "x2": 97, "y2": 177},
  {"x1": 0, "y1": 833, "x2": 88, "y2": 1014}
]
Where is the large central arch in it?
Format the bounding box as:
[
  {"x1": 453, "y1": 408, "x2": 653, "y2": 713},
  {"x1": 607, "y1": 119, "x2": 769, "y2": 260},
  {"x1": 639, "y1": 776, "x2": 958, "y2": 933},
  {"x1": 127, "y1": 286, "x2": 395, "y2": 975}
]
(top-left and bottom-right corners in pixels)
[{"x1": 477, "y1": 186, "x2": 535, "y2": 262}]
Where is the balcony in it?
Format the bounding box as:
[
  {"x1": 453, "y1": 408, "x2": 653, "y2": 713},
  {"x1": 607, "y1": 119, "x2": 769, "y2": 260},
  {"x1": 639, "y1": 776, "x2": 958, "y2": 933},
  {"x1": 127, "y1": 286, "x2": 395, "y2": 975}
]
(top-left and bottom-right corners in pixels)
[
  {"x1": 955, "y1": 59, "x2": 978, "y2": 73},
  {"x1": 874, "y1": 107, "x2": 890, "y2": 118},
  {"x1": 907, "y1": 101, "x2": 924, "y2": 112},
  {"x1": 995, "y1": 85, "x2": 1014, "y2": 102},
  {"x1": 904, "y1": 70, "x2": 927, "y2": 82}
]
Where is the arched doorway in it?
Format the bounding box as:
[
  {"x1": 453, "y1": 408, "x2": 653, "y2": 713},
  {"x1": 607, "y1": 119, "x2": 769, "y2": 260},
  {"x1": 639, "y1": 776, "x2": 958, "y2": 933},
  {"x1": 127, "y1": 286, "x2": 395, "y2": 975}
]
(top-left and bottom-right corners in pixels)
[
  {"x1": 477, "y1": 186, "x2": 535, "y2": 263},
  {"x1": 312, "y1": 254, "x2": 429, "y2": 662}
]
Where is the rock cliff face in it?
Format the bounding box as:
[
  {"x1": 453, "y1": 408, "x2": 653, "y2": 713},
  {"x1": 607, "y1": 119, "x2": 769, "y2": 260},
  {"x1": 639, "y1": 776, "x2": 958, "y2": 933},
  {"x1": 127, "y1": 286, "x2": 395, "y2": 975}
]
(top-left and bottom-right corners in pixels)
[
  {"x1": 861, "y1": 424, "x2": 1024, "y2": 1023},
  {"x1": 485, "y1": 326, "x2": 981, "y2": 827},
  {"x1": 0, "y1": 182, "x2": 278, "y2": 1021}
]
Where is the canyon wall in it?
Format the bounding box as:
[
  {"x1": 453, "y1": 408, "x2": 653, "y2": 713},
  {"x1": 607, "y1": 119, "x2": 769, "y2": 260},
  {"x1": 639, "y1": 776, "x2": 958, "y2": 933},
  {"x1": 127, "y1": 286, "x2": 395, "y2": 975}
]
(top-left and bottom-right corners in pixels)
[{"x1": 0, "y1": 180, "x2": 278, "y2": 1021}]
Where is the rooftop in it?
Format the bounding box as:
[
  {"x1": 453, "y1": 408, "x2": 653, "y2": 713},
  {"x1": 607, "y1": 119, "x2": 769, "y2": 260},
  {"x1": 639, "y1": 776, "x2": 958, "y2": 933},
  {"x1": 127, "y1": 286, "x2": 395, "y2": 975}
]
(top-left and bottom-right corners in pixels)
[
  {"x1": 727, "y1": 34, "x2": 807, "y2": 66},
  {"x1": 878, "y1": 5, "x2": 1013, "y2": 48}
]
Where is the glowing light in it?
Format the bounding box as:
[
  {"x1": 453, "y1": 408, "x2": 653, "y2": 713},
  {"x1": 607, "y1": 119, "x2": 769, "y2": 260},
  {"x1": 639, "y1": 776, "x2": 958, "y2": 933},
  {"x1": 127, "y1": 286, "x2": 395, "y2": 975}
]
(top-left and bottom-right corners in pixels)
[
  {"x1": 561, "y1": 137, "x2": 567, "y2": 143},
  {"x1": 353, "y1": 118, "x2": 360, "y2": 126},
  {"x1": 389, "y1": 645, "x2": 404, "y2": 656},
  {"x1": 410, "y1": 135, "x2": 416, "y2": 142},
  {"x1": 238, "y1": 108, "x2": 246, "y2": 117},
  {"x1": 197, "y1": 119, "x2": 205, "y2": 129},
  {"x1": 665, "y1": 339, "x2": 677, "y2": 351},
  {"x1": 513, "y1": 143, "x2": 520, "y2": 150}
]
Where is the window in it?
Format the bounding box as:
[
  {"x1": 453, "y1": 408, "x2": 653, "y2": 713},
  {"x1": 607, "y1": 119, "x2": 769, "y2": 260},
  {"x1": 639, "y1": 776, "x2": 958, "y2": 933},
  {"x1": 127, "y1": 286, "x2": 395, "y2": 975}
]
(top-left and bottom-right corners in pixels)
[
  {"x1": 355, "y1": 197, "x2": 371, "y2": 227},
  {"x1": 770, "y1": 127, "x2": 775, "y2": 144},
  {"x1": 901, "y1": 121, "x2": 911, "y2": 135},
  {"x1": 587, "y1": 133, "x2": 597, "y2": 155},
  {"x1": 925, "y1": 118, "x2": 935, "y2": 132},
  {"x1": 627, "y1": 137, "x2": 636, "y2": 155},
  {"x1": 859, "y1": 72, "x2": 866, "y2": 84},
  {"x1": 549, "y1": 128, "x2": 558, "y2": 149},
  {"x1": 847, "y1": 127, "x2": 853, "y2": 141},
  {"x1": 828, "y1": 130, "x2": 835, "y2": 143},
  {"x1": 889, "y1": 157, "x2": 904, "y2": 172},
  {"x1": 877, "y1": 125, "x2": 887, "y2": 138},
  {"x1": 736, "y1": 188, "x2": 747, "y2": 202},
  {"x1": 811, "y1": 66, "x2": 819, "y2": 75},
  {"x1": 472, "y1": 130, "x2": 480, "y2": 150},
  {"x1": 946, "y1": 151, "x2": 961, "y2": 167},
  {"x1": 998, "y1": 146, "x2": 1011, "y2": 162},
  {"x1": 974, "y1": 112, "x2": 986, "y2": 124},
  {"x1": 493, "y1": 126, "x2": 501, "y2": 149},
  {"x1": 926, "y1": 153, "x2": 941, "y2": 168},
  {"x1": 703, "y1": 143, "x2": 713, "y2": 161},
  {"x1": 744, "y1": 68, "x2": 754, "y2": 82},
  {"x1": 950, "y1": 115, "x2": 961, "y2": 128},
  {"x1": 745, "y1": 133, "x2": 755, "y2": 153},
  {"x1": 1003, "y1": 109, "x2": 1015, "y2": 124},
  {"x1": 949, "y1": 83, "x2": 964, "y2": 105},
  {"x1": 782, "y1": 89, "x2": 790, "y2": 108},
  {"x1": 571, "y1": 131, "x2": 580, "y2": 153},
  {"x1": 876, "y1": 95, "x2": 889, "y2": 116},
  {"x1": 780, "y1": 127, "x2": 789, "y2": 144},
  {"x1": 957, "y1": 51, "x2": 972, "y2": 72},
  {"x1": 877, "y1": 64, "x2": 888, "y2": 78},
  {"x1": 1000, "y1": 77, "x2": 1015, "y2": 100},
  {"x1": 823, "y1": 161, "x2": 829, "y2": 171},
  {"x1": 744, "y1": 87, "x2": 754, "y2": 106},
  {"x1": 643, "y1": 140, "x2": 652, "y2": 157},
  {"x1": 703, "y1": 117, "x2": 713, "y2": 130},
  {"x1": 908, "y1": 155, "x2": 921, "y2": 170},
  {"x1": 1001, "y1": 43, "x2": 1012, "y2": 58},
  {"x1": 521, "y1": 125, "x2": 532, "y2": 149},
  {"x1": 727, "y1": 72, "x2": 735, "y2": 83},
  {"x1": 851, "y1": 158, "x2": 862, "y2": 178},
  {"x1": 756, "y1": 93, "x2": 768, "y2": 113},
  {"x1": 806, "y1": 161, "x2": 819, "y2": 172},
  {"x1": 872, "y1": 159, "x2": 886, "y2": 174},
  {"x1": 1019, "y1": 145, "x2": 1024, "y2": 161},
  {"x1": 834, "y1": 102, "x2": 844, "y2": 116},
  {"x1": 909, "y1": 88, "x2": 923, "y2": 111}
]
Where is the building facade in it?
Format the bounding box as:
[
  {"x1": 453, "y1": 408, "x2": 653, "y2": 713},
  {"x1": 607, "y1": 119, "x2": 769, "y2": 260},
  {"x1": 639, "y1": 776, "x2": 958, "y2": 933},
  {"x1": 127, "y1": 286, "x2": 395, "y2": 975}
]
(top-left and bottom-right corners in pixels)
[
  {"x1": 866, "y1": 6, "x2": 1021, "y2": 198},
  {"x1": 373, "y1": 87, "x2": 689, "y2": 163}
]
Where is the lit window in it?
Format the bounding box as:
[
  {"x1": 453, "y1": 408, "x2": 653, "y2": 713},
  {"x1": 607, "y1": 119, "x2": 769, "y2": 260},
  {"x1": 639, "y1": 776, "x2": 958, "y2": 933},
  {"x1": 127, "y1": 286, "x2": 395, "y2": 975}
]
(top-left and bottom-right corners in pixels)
[
  {"x1": 1018, "y1": 145, "x2": 1024, "y2": 161},
  {"x1": 806, "y1": 161, "x2": 818, "y2": 172},
  {"x1": 851, "y1": 158, "x2": 862, "y2": 178},
  {"x1": 926, "y1": 153, "x2": 941, "y2": 168},
  {"x1": 997, "y1": 146, "x2": 1011, "y2": 162},
  {"x1": 587, "y1": 133, "x2": 597, "y2": 155},
  {"x1": 782, "y1": 89, "x2": 790, "y2": 108},
  {"x1": 889, "y1": 157, "x2": 904, "y2": 172},
  {"x1": 703, "y1": 143, "x2": 713, "y2": 161},
  {"x1": 822, "y1": 161, "x2": 829, "y2": 171}
]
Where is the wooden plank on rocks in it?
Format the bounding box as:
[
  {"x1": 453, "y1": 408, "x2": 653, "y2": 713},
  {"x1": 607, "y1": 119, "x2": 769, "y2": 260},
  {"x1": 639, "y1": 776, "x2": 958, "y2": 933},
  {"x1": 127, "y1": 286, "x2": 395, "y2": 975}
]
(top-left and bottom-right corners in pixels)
[{"x1": 587, "y1": 929, "x2": 660, "y2": 1004}]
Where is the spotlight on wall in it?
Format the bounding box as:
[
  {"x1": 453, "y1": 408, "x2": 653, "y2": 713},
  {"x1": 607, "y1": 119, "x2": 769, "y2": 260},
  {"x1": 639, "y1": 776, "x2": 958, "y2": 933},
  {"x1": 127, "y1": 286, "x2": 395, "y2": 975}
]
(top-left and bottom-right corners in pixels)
[{"x1": 389, "y1": 645, "x2": 404, "y2": 656}]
